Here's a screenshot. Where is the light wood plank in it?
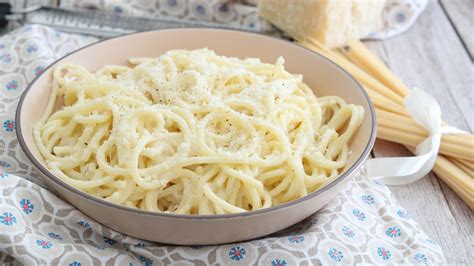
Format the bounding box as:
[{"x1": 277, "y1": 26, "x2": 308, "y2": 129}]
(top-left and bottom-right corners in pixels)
[
  {"x1": 364, "y1": 0, "x2": 473, "y2": 264},
  {"x1": 440, "y1": 0, "x2": 474, "y2": 58}
]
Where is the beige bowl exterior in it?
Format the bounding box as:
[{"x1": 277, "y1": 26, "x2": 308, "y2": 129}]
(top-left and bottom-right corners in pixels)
[{"x1": 16, "y1": 28, "x2": 376, "y2": 245}]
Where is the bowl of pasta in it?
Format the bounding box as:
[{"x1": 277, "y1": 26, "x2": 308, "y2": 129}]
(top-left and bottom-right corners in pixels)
[{"x1": 16, "y1": 28, "x2": 376, "y2": 245}]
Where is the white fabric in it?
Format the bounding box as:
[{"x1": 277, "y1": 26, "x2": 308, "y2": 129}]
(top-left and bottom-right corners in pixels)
[
  {"x1": 10, "y1": 0, "x2": 428, "y2": 39},
  {"x1": 368, "y1": 0, "x2": 429, "y2": 39}
]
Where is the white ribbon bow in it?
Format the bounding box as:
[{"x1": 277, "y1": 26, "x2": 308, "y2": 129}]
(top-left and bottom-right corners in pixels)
[{"x1": 366, "y1": 87, "x2": 467, "y2": 185}]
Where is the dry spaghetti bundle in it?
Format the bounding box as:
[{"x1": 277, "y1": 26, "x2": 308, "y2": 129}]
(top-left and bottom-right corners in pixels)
[{"x1": 298, "y1": 39, "x2": 473, "y2": 209}]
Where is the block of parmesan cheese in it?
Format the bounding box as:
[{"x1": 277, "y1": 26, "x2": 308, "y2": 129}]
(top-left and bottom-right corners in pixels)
[{"x1": 259, "y1": 0, "x2": 386, "y2": 48}]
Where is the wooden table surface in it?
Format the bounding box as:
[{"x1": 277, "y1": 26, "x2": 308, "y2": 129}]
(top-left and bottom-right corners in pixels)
[
  {"x1": 0, "y1": 0, "x2": 471, "y2": 264},
  {"x1": 365, "y1": 0, "x2": 473, "y2": 264}
]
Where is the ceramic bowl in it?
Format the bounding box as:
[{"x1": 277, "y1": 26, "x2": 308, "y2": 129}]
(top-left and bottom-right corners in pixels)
[{"x1": 16, "y1": 28, "x2": 376, "y2": 245}]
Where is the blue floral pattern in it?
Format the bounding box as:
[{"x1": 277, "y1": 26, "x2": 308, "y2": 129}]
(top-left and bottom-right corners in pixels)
[
  {"x1": 34, "y1": 66, "x2": 45, "y2": 77},
  {"x1": 48, "y1": 232, "x2": 63, "y2": 241},
  {"x1": 361, "y1": 194, "x2": 375, "y2": 205},
  {"x1": 76, "y1": 219, "x2": 90, "y2": 228},
  {"x1": 270, "y1": 259, "x2": 287, "y2": 266},
  {"x1": 35, "y1": 239, "x2": 53, "y2": 249},
  {"x1": 27, "y1": 44, "x2": 38, "y2": 53},
  {"x1": 195, "y1": 4, "x2": 206, "y2": 15},
  {"x1": 397, "y1": 209, "x2": 409, "y2": 219},
  {"x1": 138, "y1": 255, "x2": 153, "y2": 266},
  {"x1": 19, "y1": 199, "x2": 34, "y2": 214},
  {"x1": 5, "y1": 80, "x2": 18, "y2": 91},
  {"x1": 2, "y1": 119, "x2": 15, "y2": 132},
  {"x1": 0, "y1": 212, "x2": 16, "y2": 225},
  {"x1": 386, "y1": 227, "x2": 401, "y2": 238},
  {"x1": 377, "y1": 247, "x2": 392, "y2": 260},
  {"x1": 103, "y1": 236, "x2": 117, "y2": 245},
  {"x1": 0, "y1": 160, "x2": 11, "y2": 168},
  {"x1": 0, "y1": 172, "x2": 9, "y2": 179},
  {"x1": 342, "y1": 226, "x2": 355, "y2": 238},
  {"x1": 328, "y1": 248, "x2": 344, "y2": 262},
  {"x1": 0, "y1": 52, "x2": 11, "y2": 63},
  {"x1": 369, "y1": 0, "x2": 429, "y2": 40},
  {"x1": 228, "y1": 246, "x2": 246, "y2": 261},
  {"x1": 414, "y1": 253, "x2": 428, "y2": 265},
  {"x1": 69, "y1": 262, "x2": 81, "y2": 266},
  {"x1": 352, "y1": 209, "x2": 366, "y2": 221},
  {"x1": 287, "y1": 235, "x2": 304, "y2": 243}
]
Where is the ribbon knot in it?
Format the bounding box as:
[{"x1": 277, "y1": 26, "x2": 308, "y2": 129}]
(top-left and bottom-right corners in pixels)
[{"x1": 366, "y1": 87, "x2": 459, "y2": 185}]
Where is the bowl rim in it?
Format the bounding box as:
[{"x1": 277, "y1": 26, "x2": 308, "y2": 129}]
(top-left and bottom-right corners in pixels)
[{"x1": 16, "y1": 27, "x2": 377, "y2": 220}]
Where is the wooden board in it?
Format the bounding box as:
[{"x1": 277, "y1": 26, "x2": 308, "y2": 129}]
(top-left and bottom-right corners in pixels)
[
  {"x1": 364, "y1": 0, "x2": 473, "y2": 264},
  {"x1": 440, "y1": 0, "x2": 474, "y2": 58}
]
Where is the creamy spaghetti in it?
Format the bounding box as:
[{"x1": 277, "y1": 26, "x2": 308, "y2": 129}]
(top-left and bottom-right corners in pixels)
[{"x1": 34, "y1": 49, "x2": 364, "y2": 214}]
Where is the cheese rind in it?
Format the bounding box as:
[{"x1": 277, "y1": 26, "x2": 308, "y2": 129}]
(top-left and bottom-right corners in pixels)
[{"x1": 259, "y1": 0, "x2": 386, "y2": 48}]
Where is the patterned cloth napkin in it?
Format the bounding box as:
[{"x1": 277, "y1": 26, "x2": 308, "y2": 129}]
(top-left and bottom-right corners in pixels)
[
  {"x1": 57, "y1": 0, "x2": 428, "y2": 39},
  {"x1": 0, "y1": 25, "x2": 445, "y2": 265}
]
